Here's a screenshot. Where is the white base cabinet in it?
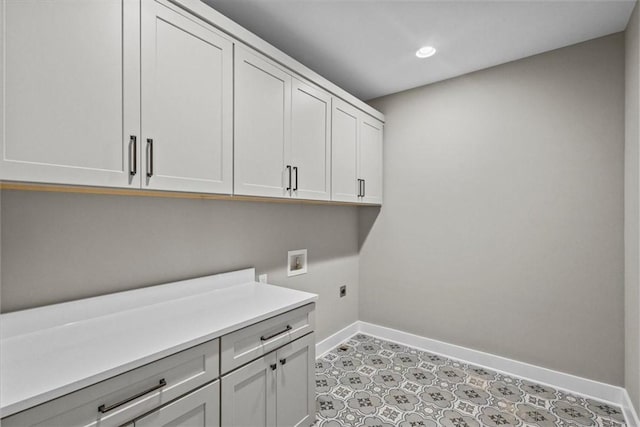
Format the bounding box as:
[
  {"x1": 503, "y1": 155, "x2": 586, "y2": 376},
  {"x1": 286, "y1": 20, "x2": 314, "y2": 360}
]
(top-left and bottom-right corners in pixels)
[
  {"x1": 221, "y1": 332, "x2": 315, "y2": 427},
  {"x1": 2, "y1": 303, "x2": 316, "y2": 427}
]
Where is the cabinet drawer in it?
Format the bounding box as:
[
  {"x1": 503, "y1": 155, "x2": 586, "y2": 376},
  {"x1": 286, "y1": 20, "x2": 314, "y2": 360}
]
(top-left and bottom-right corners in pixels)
[
  {"x1": 3, "y1": 340, "x2": 219, "y2": 427},
  {"x1": 221, "y1": 303, "x2": 315, "y2": 374}
]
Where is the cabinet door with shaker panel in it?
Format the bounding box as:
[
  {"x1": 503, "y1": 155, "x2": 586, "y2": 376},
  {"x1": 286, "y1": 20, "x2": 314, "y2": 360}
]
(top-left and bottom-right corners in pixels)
[
  {"x1": 358, "y1": 115, "x2": 383, "y2": 204},
  {"x1": 141, "y1": 0, "x2": 233, "y2": 193},
  {"x1": 331, "y1": 99, "x2": 383, "y2": 205},
  {"x1": 234, "y1": 46, "x2": 292, "y2": 198},
  {"x1": 290, "y1": 79, "x2": 332, "y2": 201},
  {"x1": 0, "y1": 0, "x2": 140, "y2": 188}
]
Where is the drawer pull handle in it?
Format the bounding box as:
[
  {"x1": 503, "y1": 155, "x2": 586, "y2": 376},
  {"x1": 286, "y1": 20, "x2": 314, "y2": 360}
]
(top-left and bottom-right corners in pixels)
[
  {"x1": 98, "y1": 378, "x2": 167, "y2": 414},
  {"x1": 270, "y1": 363, "x2": 277, "y2": 371},
  {"x1": 280, "y1": 358, "x2": 287, "y2": 365},
  {"x1": 260, "y1": 325, "x2": 292, "y2": 341}
]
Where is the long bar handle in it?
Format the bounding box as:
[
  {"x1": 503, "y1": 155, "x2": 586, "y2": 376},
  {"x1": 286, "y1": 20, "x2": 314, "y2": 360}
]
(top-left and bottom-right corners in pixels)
[
  {"x1": 362, "y1": 179, "x2": 365, "y2": 198},
  {"x1": 98, "y1": 379, "x2": 166, "y2": 414},
  {"x1": 293, "y1": 166, "x2": 298, "y2": 191},
  {"x1": 146, "y1": 138, "x2": 154, "y2": 178},
  {"x1": 260, "y1": 325, "x2": 292, "y2": 341},
  {"x1": 285, "y1": 165, "x2": 292, "y2": 191},
  {"x1": 129, "y1": 136, "x2": 137, "y2": 176}
]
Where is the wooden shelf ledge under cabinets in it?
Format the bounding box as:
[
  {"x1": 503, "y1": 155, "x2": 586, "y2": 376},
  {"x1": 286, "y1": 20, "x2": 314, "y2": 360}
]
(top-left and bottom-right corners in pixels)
[{"x1": 0, "y1": 182, "x2": 381, "y2": 207}]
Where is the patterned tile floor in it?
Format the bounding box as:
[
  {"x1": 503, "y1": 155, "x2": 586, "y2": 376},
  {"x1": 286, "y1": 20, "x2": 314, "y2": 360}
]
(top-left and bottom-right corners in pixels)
[{"x1": 314, "y1": 334, "x2": 627, "y2": 427}]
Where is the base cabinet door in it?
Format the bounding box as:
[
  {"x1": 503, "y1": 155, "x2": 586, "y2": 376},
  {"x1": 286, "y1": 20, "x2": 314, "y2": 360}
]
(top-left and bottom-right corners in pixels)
[
  {"x1": 141, "y1": 0, "x2": 233, "y2": 194},
  {"x1": 220, "y1": 333, "x2": 315, "y2": 427},
  {"x1": 221, "y1": 352, "x2": 277, "y2": 427},
  {"x1": 276, "y1": 333, "x2": 315, "y2": 427},
  {"x1": 1, "y1": 0, "x2": 140, "y2": 188},
  {"x1": 134, "y1": 381, "x2": 219, "y2": 427}
]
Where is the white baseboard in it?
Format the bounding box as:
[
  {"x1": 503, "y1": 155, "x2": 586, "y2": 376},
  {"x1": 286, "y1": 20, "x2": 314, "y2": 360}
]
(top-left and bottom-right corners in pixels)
[
  {"x1": 317, "y1": 320, "x2": 639, "y2": 426},
  {"x1": 316, "y1": 322, "x2": 360, "y2": 358},
  {"x1": 622, "y1": 389, "x2": 640, "y2": 427}
]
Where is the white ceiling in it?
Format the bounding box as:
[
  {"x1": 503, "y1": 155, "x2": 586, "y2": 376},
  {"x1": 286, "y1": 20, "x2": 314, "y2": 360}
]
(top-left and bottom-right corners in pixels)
[{"x1": 204, "y1": 0, "x2": 636, "y2": 101}]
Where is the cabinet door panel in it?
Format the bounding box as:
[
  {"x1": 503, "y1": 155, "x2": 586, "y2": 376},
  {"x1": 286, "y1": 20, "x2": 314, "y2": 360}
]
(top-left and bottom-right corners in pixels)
[
  {"x1": 291, "y1": 79, "x2": 331, "y2": 201},
  {"x1": 276, "y1": 333, "x2": 315, "y2": 427},
  {"x1": 359, "y1": 117, "x2": 383, "y2": 204},
  {"x1": 221, "y1": 353, "x2": 276, "y2": 427},
  {"x1": 1, "y1": 0, "x2": 140, "y2": 187},
  {"x1": 331, "y1": 100, "x2": 359, "y2": 202},
  {"x1": 234, "y1": 47, "x2": 291, "y2": 198},
  {"x1": 134, "y1": 381, "x2": 219, "y2": 427},
  {"x1": 142, "y1": 0, "x2": 232, "y2": 193}
]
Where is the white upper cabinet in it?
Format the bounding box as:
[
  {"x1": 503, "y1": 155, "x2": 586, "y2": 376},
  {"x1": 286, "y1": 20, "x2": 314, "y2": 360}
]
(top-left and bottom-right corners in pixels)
[
  {"x1": 359, "y1": 116, "x2": 384, "y2": 204},
  {"x1": 234, "y1": 47, "x2": 292, "y2": 198},
  {"x1": 290, "y1": 79, "x2": 332, "y2": 201},
  {"x1": 1, "y1": 0, "x2": 383, "y2": 203},
  {"x1": 331, "y1": 99, "x2": 383, "y2": 204},
  {"x1": 1, "y1": 0, "x2": 140, "y2": 188},
  {"x1": 331, "y1": 100, "x2": 360, "y2": 203},
  {"x1": 234, "y1": 47, "x2": 332, "y2": 201},
  {"x1": 141, "y1": 0, "x2": 232, "y2": 194}
]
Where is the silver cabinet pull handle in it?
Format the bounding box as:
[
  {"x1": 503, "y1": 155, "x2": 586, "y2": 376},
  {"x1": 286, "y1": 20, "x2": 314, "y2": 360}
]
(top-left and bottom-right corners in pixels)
[
  {"x1": 362, "y1": 179, "x2": 365, "y2": 198},
  {"x1": 129, "y1": 136, "x2": 137, "y2": 176},
  {"x1": 260, "y1": 325, "x2": 292, "y2": 341},
  {"x1": 285, "y1": 165, "x2": 292, "y2": 191},
  {"x1": 293, "y1": 166, "x2": 298, "y2": 191},
  {"x1": 357, "y1": 179, "x2": 363, "y2": 197},
  {"x1": 146, "y1": 138, "x2": 154, "y2": 178},
  {"x1": 98, "y1": 379, "x2": 166, "y2": 414}
]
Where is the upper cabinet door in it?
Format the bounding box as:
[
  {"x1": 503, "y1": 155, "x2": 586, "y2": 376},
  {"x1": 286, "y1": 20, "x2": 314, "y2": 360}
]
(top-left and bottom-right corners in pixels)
[
  {"x1": 290, "y1": 79, "x2": 331, "y2": 201},
  {"x1": 359, "y1": 117, "x2": 383, "y2": 205},
  {"x1": 331, "y1": 100, "x2": 359, "y2": 203},
  {"x1": 1, "y1": 0, "x2": 140, "y2": 188},
  {"x1": 234, "y1": 47, "x2": 292, "y2": 198},
  {"x1": 141, "y1": 0, "x2": 233, "y2": 194}
]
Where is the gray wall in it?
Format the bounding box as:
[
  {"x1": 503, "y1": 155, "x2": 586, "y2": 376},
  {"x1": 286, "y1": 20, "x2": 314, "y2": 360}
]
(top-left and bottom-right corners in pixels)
[
  {"x1": 362, "y1": 34, "x2": 625, "y2": 385},
  {"x1": 626, "y1": 2, "x2": 640, "y2": 413},
  {"x1": 0, "y1": 191, "x2": 360, "y2": 342}
]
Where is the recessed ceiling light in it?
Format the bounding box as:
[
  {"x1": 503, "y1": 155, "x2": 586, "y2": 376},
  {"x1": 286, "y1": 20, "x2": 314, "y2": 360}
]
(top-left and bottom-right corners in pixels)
[{"x1": 416, "y1": 46, "x2": 436, "y2": 59}]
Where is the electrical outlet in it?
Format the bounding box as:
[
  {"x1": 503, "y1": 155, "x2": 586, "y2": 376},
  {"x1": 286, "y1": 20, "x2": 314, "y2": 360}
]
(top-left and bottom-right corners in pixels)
[
  {"x1": 340, "y1": 285, "x2": 347, "y2": 298},
  {"x1": 258, "y1": 274, "x2": 268, "y2": 283}
]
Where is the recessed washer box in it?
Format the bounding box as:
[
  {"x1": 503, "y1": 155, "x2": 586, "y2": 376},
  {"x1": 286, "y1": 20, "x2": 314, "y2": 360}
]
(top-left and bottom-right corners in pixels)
[{"x1": 287, "y1": 249, "x2": 307, "y2": 277}]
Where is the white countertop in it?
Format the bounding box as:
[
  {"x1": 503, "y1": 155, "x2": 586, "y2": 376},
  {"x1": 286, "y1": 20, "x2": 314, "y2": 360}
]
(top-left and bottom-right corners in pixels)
[{"x1": 0, "y1": 269, "x2": 318, "y2": 417}]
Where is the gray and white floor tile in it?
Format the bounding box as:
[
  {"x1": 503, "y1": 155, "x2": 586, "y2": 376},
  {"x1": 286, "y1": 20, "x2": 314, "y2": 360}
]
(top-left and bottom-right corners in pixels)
[{"x1": 314, "y1": 334, "x2": 626, "y2": 427}]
